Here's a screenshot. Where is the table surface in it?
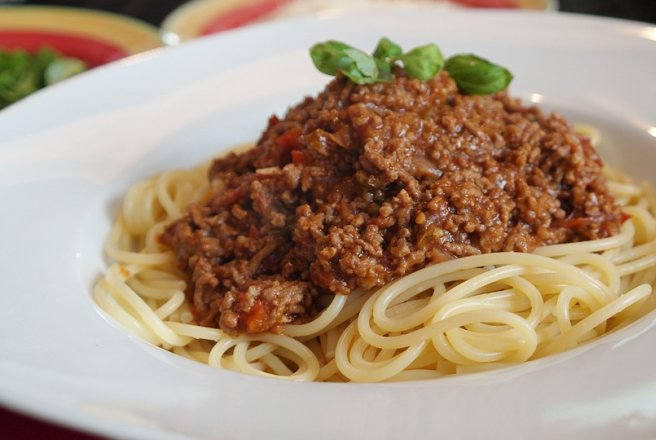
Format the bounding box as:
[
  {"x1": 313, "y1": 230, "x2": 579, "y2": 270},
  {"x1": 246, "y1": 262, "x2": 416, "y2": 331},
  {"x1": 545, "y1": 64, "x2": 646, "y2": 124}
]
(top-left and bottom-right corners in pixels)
[{"x1": 1, "y1": 0, "x2": 655, "y2": 439}]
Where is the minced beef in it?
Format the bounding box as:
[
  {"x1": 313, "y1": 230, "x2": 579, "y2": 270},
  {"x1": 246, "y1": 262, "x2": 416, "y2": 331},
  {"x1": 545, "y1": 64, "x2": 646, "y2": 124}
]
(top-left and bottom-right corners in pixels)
[{"x1": 161, "y1": 71, "x2": 621, "y2": 335}]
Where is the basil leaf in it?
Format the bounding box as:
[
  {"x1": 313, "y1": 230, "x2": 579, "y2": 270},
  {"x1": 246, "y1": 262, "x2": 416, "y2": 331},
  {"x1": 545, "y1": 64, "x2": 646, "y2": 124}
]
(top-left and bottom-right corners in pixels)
[
  {"x1": 375, "y1": 58, "x2": 393, "y2": 82},
  {"x1": 310, "y1": 41, "x2": 378, "y2": 84},
  {"x1": 310, "y1": 40, "x2": 354, "y2": 76},
  {"x1": 444, "y1": 54, "x2": 513, "y2": 95},
  {"x1": 308, "y1": 39, "x2": 512, "y2": 93},
  {"x1": 373, "y1": 37, "x2": 402, "y2": 64},
  {"x1": 400, "y1": 43, "x2": 444, "y2": 81},
  {"x1": 342, "y1": 47, "x2": 378, "y2": 84}
]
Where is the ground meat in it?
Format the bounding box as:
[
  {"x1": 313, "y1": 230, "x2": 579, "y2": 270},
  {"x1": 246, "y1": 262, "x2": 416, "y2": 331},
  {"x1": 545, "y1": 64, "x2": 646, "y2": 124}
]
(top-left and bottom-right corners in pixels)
[{"x1": 161, "y1": 71, "x2": 621, "y2": 335}]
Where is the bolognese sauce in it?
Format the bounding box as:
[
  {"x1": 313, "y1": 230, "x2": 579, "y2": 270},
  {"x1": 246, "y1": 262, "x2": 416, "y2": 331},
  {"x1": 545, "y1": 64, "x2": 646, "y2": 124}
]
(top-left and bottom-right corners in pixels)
[{"x1": 161, "y1": 71, "x2": 621, "y2": 335}]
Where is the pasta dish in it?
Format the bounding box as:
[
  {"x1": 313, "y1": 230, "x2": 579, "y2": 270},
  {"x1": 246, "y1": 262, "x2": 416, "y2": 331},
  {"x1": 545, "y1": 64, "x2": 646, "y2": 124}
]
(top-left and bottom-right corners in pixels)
[{"x1": 93, "y1": 40, "x2": 656, "y2": 382}]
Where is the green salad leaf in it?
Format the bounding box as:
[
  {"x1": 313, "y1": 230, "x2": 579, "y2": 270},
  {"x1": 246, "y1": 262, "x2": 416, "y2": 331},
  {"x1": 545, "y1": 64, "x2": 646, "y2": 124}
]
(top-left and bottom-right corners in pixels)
[
  {"x1": 0, "y1": 51, "x2": 38, "y2": 108},
  {"x1": 44, "y1": 57, "x2": 87, "y2": 86},
  {"x1": 0, "y1": 47, "x2": 87, "y2": 109}
]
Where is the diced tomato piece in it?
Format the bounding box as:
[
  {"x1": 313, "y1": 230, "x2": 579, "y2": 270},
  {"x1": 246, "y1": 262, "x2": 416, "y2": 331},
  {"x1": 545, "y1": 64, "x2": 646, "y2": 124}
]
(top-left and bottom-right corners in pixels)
[
  {"x1": 620, "y1": 211, "x2": 631, "y2": 224},
  {"x1": 291, "y1": 149, "x2": 310, "y2": 165},
  {"x1": 277, "y1": 127, "x2": 302, "y2": 150},
  {"x1": 243, "y1": 301, "x2": 269, "y2": 334}
]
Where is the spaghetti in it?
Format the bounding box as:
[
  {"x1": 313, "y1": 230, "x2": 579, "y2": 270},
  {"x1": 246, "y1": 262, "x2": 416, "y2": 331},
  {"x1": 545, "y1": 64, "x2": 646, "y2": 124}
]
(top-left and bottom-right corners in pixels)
[{"x1": 93, "y1": 151, "x2": 656, "y2": 382}]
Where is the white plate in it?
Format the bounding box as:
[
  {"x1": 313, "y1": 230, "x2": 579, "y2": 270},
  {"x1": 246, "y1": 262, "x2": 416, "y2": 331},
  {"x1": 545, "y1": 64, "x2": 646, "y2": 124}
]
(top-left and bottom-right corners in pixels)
[{"x1": 1, "y1": 7, "x2": 656, "y2": 440}]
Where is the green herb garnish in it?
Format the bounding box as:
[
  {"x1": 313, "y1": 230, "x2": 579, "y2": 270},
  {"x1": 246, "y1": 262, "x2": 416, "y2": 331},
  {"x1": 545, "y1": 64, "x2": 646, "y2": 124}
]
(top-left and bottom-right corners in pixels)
[
  {"x1": 309, "y1": 37, "x2": 513, "y2": 95},
  {"x1": 444, "y1": 54, "x2": 513, "y2": 95},
  {"x1": 310, "y1": 40, "x2": 379, "y2": 85},
  {"x1": 373, "y1": 37, "x2": 402, "y2": 64},
  {"x1": 372, "y1": 37, "x2": 402, "y2": 82},
  {"x1": 400, "y1": 44, "x2": 444, "y2": 81},
  {"x1": 0, "y1": 47, "x2": 87, "y2": 109}
]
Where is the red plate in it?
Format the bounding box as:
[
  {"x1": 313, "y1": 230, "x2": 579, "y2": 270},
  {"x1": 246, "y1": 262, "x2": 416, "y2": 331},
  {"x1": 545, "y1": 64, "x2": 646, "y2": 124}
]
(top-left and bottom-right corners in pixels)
[
  {"x1": 162, "y1": 0, "x2": 552, "y2": 42},
  {"x1": 0, "y1": 6, "x2": 162, "y2": 67}
]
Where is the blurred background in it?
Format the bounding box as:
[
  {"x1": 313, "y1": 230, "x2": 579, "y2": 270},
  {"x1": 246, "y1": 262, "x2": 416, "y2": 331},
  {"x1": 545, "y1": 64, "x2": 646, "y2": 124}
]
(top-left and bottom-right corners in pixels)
[{"x1": 0, "y1": 0, "x2": 655, "y2": 26}]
